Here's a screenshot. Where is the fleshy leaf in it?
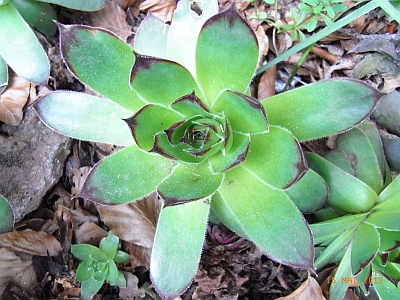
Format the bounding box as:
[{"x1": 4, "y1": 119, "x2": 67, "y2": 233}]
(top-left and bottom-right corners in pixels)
[
  {"x1": 0, "y1": 55, "x2": 7, "y2": 94},
  {"x1": 323, "y1": 149, "x2": 355, "y2": 175},
  {"x1": 12, "y1": 0, "x2": 57, "y2": 36},
  {"x1": 81, "y1": 277, "x2": 104, "y2": 300},
  {"x1": 0, "y1": 2, "x2": 49, "y2": 84},
  {"x1": 336, "y1": 122, "x2": 384, "y2": 194},
  {"x1": 261, "y1": 79, "x2": 382, "y2": 142},
  {"x1": 37, "y1": 0, "x2": 106, "y2": 11},
  {"x1": 130, "y1": 55, "x2": 202, "y2": 106},
  {"x1": 79, "y1": 145, "x2": 176, "y2": 204},
  {"x1": 378, "y1": 229, "x2": 400, "y2": 253},
  {"x1": 379, "y1": 175, "x2": 400, "y2": 203},
  {"x1": 306, "y1": 152, "x2": 378, "y2": 213},
  {"x1": 310, "y1": 213, "x2": 366, "y2": 245},
  {"x1": 218, "y1": 165, "x2": 314, "y2": 271},
  {"x1": 351, "y1": 222, "x2": 380, "y2": 275},
  {"x1": 166, "y1": 0, "x2": 218, "y2": 75},
  {"x1": 151, "y1": 199, "x2": 209, "y2": 300},
  {"x1": 58, "y1": 23, "x2": 141, "y2": 111},
  {"x1": 170, "y1": 92, "x2": 211, "y2": 117},
  {"x1": 105, "y1": 260, "x2": 118, "y2": 285},
  {"x1": 157, "y1": 162, "x2": 223, "y2": 205},
  {"x1": 375, "y1": 193, "x2": 400, "y2": 212},
  {"x1": 211, "y1": 90, "x2": 268, "y2": 134},
  {"x1": 34, "y1": 91, "x2": 134, "y2": 146},
  {"x1": 208, "y1": 131, "x2": 250, "y2": 173},
  {"x1": 0, "y1": 194, "x2": 13, "y2": 234},
  {"x1": 329, "y1": 244, "x2": 352, "y2": 300},
  {"x1": 134, "y1": 13, "x2": 169, "y2": 59},
  {"x1": 72, "y1": 244, "x2": 103, "y2": 260},
  {"x1": 196, "y1": 5, "x2": 258, "y2": 104},
  {"x1": 243, "y1": 126, "x2": 306, "y2": 188},
  {"x1": 365, "y1": 211, "x2": 400, "y2": 230},
  {"x1": 285, "y1": 169, "x2": 327, "y2": 213},
  {"x1": 76, "y1": 259, "x2": 95, "y2": 282},
  {"x1": 125, "y1": 104, "x2": 183, "y2": 151},
  {"x1": 99, "y1": 231, "x2": 119, "y2": 259}
]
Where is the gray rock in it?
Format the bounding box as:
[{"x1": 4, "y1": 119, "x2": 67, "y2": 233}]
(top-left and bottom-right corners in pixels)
[{"x1": 0, "y1": 106, "x2": 71, "y2": 222}]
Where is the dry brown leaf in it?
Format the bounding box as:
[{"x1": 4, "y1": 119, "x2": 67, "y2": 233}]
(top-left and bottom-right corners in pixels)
[
  {"x1": 0, "y1": 71, "x2": 30, "y2": 126},
  {"x1": 128, "y1": 243, "x2": 152, "y2": 269},
  {"x1": 119, "y1": 271, "x2": 145, "y2": 298},
  {"x1": 257, "y1": 64, "x2": 276, "y2": 99},
  {"x1": 0, "y1": 247, "x2": 37, "y2": 296},
  {"x1": 74, "y1": 222, "x2": 107, "y2": 245},
  {"x1": 0, "y1": 229, "x2": 62, "y2": 256},
  {"x1": 97, "y1": 193, "x2": 161, "y2": 248},
  {"x1": 71, "y1": 166, "x2": 91, "y2": 196},
  {"x1": 89, "y1": 0, "x2": 133, "y2": 41},
  {"x1": 139, "y1": 0, "x2": 176, "y2": 23},
  {"x1": 276, "y1": 275, "x2": 326, "y2": 300}
]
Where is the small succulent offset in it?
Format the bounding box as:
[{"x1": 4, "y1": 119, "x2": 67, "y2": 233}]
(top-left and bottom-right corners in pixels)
[
  {"x1": 34, "y1": 0, "x2": 381, "y2": 298},
  {"x1": 72, "y1": 231, "x2": 130, "y2": 299},
  {"x1": 0, "y1": 0, "x2": 106, "y2": 91},
  {"x1": 308, "y1": 120, "x2": 400, "y2": 300},
  {"x1": 0, "y1": 194, "x2": 13, "y2": 234}
]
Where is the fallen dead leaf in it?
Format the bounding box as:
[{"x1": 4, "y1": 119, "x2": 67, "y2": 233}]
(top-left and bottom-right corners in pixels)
[
  {"x1": 74, "y1": 222, "x2": 107, "y2": 245},
  {"x1": 128, "y1": 243, "x2": 152, "y2": 269},
  {"x1": 0, "y1": 71, "x2": 30, "y2": 126},
  {"x1": 0, "y1": 229, "x2": 62, "y2": 256},
  {"x1": 71, "y1": 166, "x2": 91, "y2": 196},
  {"x1": 97, "y1": 192, "x2": 161, "y2": 248},
  {"x1": 276, "y1": 275, "x2": 326, "y2": 300},
  {"x1": 0, "y1": 247, "x2": 37, "y2": 297},
  {"x1": 257, "y1": 64, "x2": 276, "y2": 99},
  {"x1": 139, "y1": 0, "x2": 176, "y2": 23},
  {"x1": 119, "y1": 271, "x2": 145, "y2": 299},
  {"x1": 88, "y1": 0, "x2": 133, "y2": 41}
]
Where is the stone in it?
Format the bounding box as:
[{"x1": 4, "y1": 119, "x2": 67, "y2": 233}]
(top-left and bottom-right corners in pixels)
[{"x1": 0, "y1": 106, "x2": 71, "y2": 222}]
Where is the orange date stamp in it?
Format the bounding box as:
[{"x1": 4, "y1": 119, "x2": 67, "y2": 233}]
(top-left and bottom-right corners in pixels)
[{"x1": 327, "y1": 276, "x2": 383, "y2": 285}]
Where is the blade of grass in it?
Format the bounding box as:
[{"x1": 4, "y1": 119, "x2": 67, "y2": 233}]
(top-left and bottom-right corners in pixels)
[
  {"x1": 256, "y1": 0, "x2": 379, "y2": 75},
  {"x1": 375, "y1": 0, "x2": 400, "y2": 24}
]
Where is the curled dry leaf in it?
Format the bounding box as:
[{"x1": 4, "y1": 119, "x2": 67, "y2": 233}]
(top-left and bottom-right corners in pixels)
[
  {"x1": 88, "y1": 0, "x2": 133, "y2": 41},
  {"x1": 276, "y1": 275, "x2": 326, "y2": 300},
  {"x1": 0, "y1": 71, "x2": 30, "y2": 126},
  {"x1": 258, "y1": 64, "x2": 276, "y2": 100},
  {"x1": 97, "y1": 193, "x2": 161, "y2": 247},
  {"x1": 74, "y1": 222, "x2": 107, "y2": 245},
  {"x1": 0, "y1": 229, "x2": 62, "y2": 256},
  {"x1": 139, "y1": 0, "x2": 177, "y2": 23},
  {"x1": 0, "y1": 247, "x2": 37, "y2": 297}
]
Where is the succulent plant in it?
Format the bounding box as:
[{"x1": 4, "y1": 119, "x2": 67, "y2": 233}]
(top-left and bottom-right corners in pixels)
[
  {"x1": 72, "y1": 231, "x2": 130, "y2": 299},
  {"x1": 0, "y1": 0, "x2": 106, "y2": 88},
  {"x1": 0, "y1": 194, "x2": 13, "y2": 234},
  {"x1": 308, "y1": 120, "x2": 400, "y2": 300},
  {"x1": 34, "y1": 0, "x2": 381, "y2": 298}
]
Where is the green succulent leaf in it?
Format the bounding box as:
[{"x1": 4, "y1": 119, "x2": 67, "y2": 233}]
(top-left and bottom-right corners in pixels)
[
  {"x1": 80, "y1": 277, "x2": 104, "y2": 300},
  {"x1": 375, "y1": 193, "x2": 400, "y2": 212},
  {"x1": 151, "y1": 199, "x2": 209, "y2": 300},
  {"x1": 134, "y1": 13, "x2": 169, "y2": 59},
  {"x1": 76, "y1": 258, "x2": 95, "y2": 282},
  {"x1": 72, "y1": 244, "x2": 103, "y2": 260},
  {"x1": 284, "y1": 169, "x2": 327, "y2": 213},
  {"x1": 125, "y1": 104, "x2": 183, "y2": 151},
  {"x1": 130, "y1": 55, "x2": 203, "y2": 106},
  {"x1": 211, "y1": 90, "x2": 268, "y2": 134},
  {"x1": 379, "y1": 175, "x2": 400, "y2": 203},
  {"x1": 0, "y1": 55, "x2": 7, "y2": 94},
  {"x1": 306, "y1": 152, "x2": 378, "y2": 213},
  {"x1": 323, "y1": 149, "x2": 355, "y2": 176},
  {"x1": 116, "y1": 271, "x2": 126, "y2": 287},
  {"x1": 99, "y1": 231, "x2": 119, "y2": 259},
  {"x1": 79, "y1": 145, "x2": 176, "y2": 205},
  {"x1": 310, "y1": 213, "x2": 367, "y2": 245},
  {"x1": 0, "y1": 194, "x2": 13, "y2": 234},
  {"x1": 157, "y1": 162, "x2": 223, "y2": 205},
  {"x1": 261, "y1": 79, "x2": 382, "y2": 142},
  {"x1": 114, "y1": 251, "x2": 130, "y2": 264},
  {"x1": 243, "y1": 126, "x2": 306, "y2": 189},
  {"x1": 37, "y1": 0, "x2": 106, "y2": 11},
  {"x1": 378, "y1": 229, "x2": 400, "y2": 253},
  {"x1": 373, "y1": 270, "x2": 400, "y2": 300},
  {"x1": 166, "y1": 0, "x2": 218, "y2": 74},
  {"x1": 335, "y1": 121, "x2": 385, "y2": 194},
  {"x1": 105, "y1": 260, "x2": 118, "y2": 285},
  {"x1": 208, "y1": 131, "x2": 250, "y2": 173},
  {"x1": 365, "y1": 211, "x2": 400, "y2": 230},
  {"x1": 329, "y1": 243, "x2": 352, "y2": 300},
  {"x1": 0, "y1": 2, "x2": 49, "y2": 84},
  {"x1": 34, "y1": 92, "x2": 134, "y2": 146},
  {"x1": 196, "y1": 5, "x2": 258, "y2": 104},
  {"x1": 170, "y1": 92, "x2": 211, "y2": 116},
  {"x1": 351, "y1": 222, "x2": 380, "y2": 275},
  {"x1": 57, "y1": 23, "x2": 141, "y2": 112},
  {"x1": 11, "y1": 0, "x2": 57, "y2": 36},
  {"x1": 217, "y1": 165, "x2": 314, "y2": 271}
]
